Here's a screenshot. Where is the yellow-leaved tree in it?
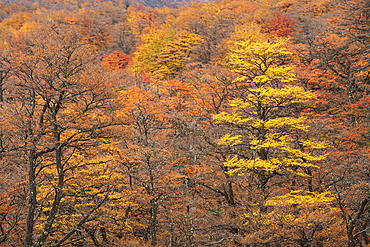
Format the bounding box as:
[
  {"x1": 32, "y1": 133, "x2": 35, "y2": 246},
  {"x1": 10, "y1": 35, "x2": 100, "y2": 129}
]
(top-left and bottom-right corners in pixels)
[
  {"x1": 213, "y1": 26, "x2": 339, "y2": 245},
  {"x1": 132, "y1": 25, "x2": 203, "y2": 81},
  {"x1": 214, "y1": 30, "x2": 325, "y2": 190}
]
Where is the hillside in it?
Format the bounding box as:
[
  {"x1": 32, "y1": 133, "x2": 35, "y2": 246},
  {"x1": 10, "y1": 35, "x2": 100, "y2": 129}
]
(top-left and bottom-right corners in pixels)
[{"x1": 0, "y1": 0, "x2": 369, "y2": 246}]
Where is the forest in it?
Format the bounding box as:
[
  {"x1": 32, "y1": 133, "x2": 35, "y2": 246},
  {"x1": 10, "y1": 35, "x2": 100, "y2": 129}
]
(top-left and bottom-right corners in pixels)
[{"x1": 0, "y1": 0, "x2": 369, "y2": 246}]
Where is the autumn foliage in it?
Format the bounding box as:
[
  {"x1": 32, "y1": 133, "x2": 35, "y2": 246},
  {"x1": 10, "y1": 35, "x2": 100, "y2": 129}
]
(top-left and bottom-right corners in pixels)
[{"x1": 0, "y1": 0, "x2": 369, "y2": 246}]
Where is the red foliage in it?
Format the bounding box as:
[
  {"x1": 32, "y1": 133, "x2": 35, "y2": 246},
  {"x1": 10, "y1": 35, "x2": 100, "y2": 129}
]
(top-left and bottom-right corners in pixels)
[
  {"x1": 136, "y1": 72, "x2": 152, "y2": 84},
  {"x1": 102, "y1": 51, "x2": 132, "y2": 70},
  {"x1": 264, "y1": 14, "x2": 294, "y2": 37},
  {"x1": 135, "y1": 3, "x2": 145, "y2": 11}
]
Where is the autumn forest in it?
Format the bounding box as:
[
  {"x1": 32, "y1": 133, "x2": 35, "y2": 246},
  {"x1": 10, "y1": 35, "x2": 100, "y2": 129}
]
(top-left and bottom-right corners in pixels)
[{"x1": 0, "y1": 0, "x2": 369, "y2": 246}]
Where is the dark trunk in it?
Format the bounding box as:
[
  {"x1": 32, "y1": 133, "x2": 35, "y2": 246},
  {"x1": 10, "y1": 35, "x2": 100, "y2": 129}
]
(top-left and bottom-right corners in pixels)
[{"x1": 25, "y1": 151, "x2": 37, "y2": 247}]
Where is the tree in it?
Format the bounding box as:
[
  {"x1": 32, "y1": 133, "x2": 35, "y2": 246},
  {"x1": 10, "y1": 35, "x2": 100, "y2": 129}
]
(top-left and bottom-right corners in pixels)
[
  {"x1": 213, "y1": 29, "x2": 328, "y2": 244},
  {"x1": 172, "y1": 65, "x2": 248, "y2": 245},
  {"x1": 111, "y1": 85, "x2": 187, "y2": 246},
  {"x1": 0, "y1": 42, "x2": 13, "y2": 102},
  {"x1": 149, "y1": 31, "x2": 203, "y2": 80},
  {"x1": 102, "y1": 50, "x2": 132, "y2": 70},
  {"x1": 252, "y1": 190, "x2": 342, "y2": 246},
  {"x1": 1, "y1": 23, "x2": 126, "y2": 246},
  {"x1": 132, "y1": 26, "x2": 203, "y2": 81},
  {"x1": 216, "y1": 34, "x2": 324, "y2": 188},
  {"x1": 263, "y1": 13, "x2": 294, "y2": 38},
  {"x1": 297, "y1": 0, "x2": 370, "y2": 245}
]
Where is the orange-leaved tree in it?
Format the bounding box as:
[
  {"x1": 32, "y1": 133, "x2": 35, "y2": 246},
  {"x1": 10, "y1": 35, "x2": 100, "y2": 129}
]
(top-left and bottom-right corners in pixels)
[
  {"x1": 297, "y1": 0, "x2": 370, "y2": 245},
  {"x1": 1, "y1": 23, "x2": 128, "y2": 246}
]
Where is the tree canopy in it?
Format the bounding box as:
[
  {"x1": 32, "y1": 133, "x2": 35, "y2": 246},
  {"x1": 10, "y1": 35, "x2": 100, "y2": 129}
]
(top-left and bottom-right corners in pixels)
[{"x1": 0, "y1": 0, "x2": 369, "y2": 246}]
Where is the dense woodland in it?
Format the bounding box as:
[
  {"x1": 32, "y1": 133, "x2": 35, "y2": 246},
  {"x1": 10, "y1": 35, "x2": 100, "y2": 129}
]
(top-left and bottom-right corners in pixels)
[{"x1": 0, "y1": 0, "x2": 369, "y2": 246}]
